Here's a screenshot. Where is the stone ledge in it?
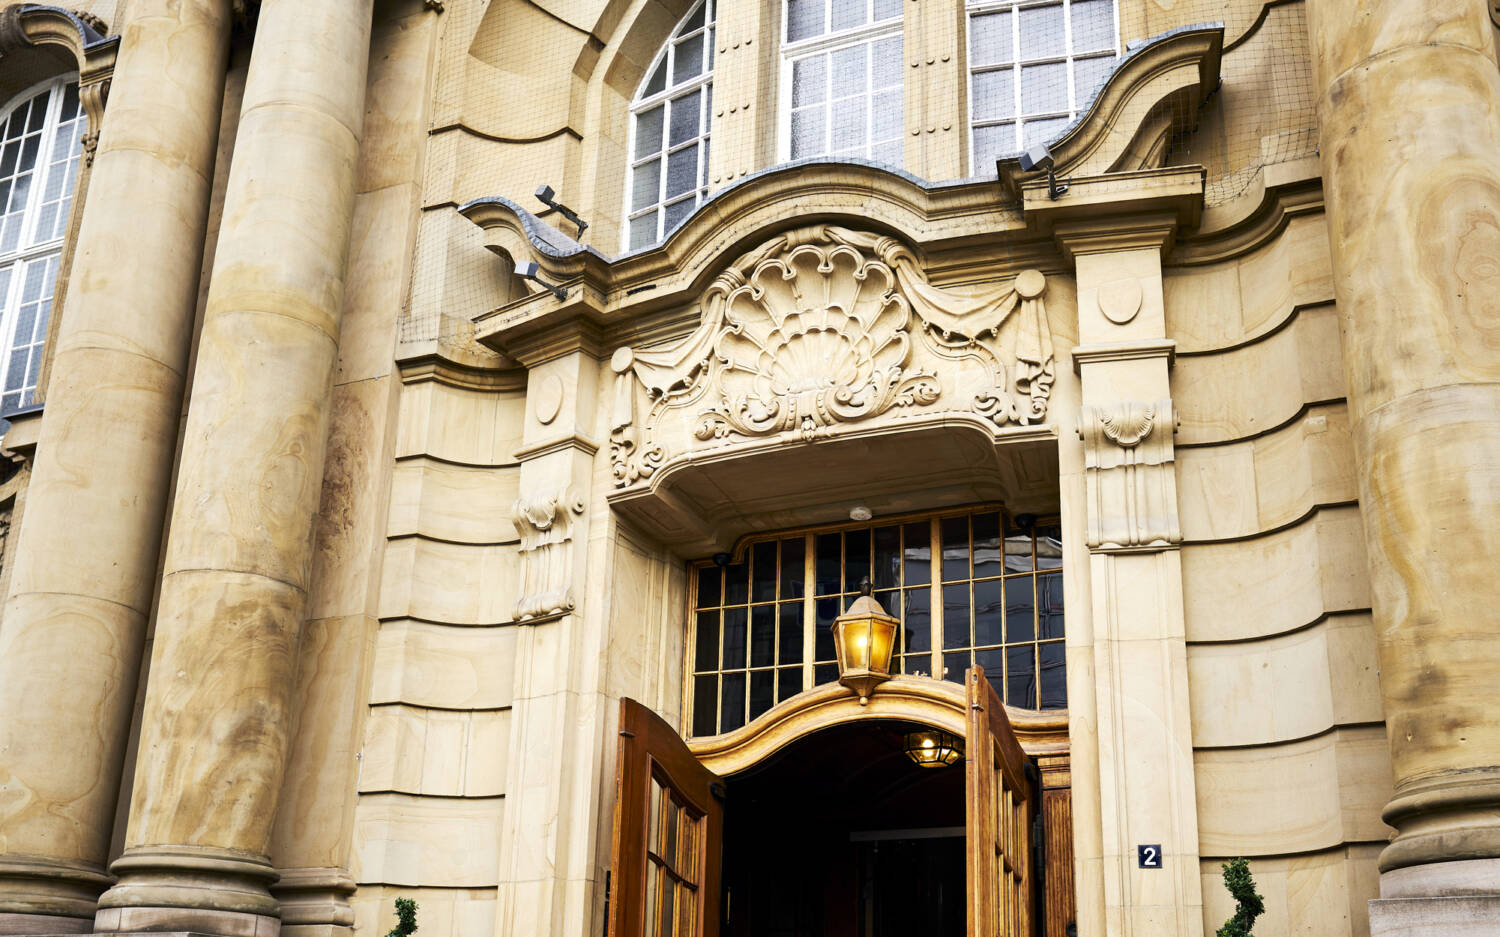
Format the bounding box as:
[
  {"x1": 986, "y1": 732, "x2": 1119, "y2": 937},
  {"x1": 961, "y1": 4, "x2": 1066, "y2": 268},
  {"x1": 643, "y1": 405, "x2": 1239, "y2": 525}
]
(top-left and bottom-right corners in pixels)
[{"x1": 1369, "y1": 895, "x2": 1500, "y2": 937}]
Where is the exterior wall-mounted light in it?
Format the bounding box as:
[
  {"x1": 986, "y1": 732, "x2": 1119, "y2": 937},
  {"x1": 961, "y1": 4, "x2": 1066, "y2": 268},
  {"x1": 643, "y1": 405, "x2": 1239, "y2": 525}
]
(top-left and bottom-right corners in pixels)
[{"x1": 832, "y1": 577, "x2": 898, "y2": 705}]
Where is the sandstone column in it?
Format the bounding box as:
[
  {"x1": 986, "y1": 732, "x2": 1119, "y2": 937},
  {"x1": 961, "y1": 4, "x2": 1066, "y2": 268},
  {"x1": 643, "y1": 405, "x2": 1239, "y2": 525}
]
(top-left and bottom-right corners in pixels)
[
  {"x1": 0, "y1": 3, "x2": 230, "y2": 933},
  {"x1": 1307, "y1": 0, "x2": 1500, "y2": 930},
  {"x1": 92, "y1": 1, "x2": 374, "y2": 935}
]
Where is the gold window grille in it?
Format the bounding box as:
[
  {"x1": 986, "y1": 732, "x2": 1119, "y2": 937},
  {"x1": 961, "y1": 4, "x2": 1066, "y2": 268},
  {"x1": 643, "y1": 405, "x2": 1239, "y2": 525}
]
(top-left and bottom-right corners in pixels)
[{"x1": 687, "y1": 504, "x2": 1064, "y2": 737}]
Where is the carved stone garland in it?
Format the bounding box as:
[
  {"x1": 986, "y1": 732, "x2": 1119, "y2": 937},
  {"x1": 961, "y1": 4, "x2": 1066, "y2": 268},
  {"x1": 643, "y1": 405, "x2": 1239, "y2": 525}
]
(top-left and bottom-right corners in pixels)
[
  {"x1": 511, "y1": 487, "x2": 586, "y2": 621},
  {"x1": 609, "y1": 225, "x2": 1055, "y2": 489}
]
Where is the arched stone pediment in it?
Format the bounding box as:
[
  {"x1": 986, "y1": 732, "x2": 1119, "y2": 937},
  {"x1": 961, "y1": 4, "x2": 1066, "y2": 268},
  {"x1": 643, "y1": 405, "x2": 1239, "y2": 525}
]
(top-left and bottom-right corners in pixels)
[
  {"x1": 604, "y1": 224, "x2": 1060, "y2": 553},
  {"x1": 608, "y1": 224, "x2": 1053, "y2": 483}
]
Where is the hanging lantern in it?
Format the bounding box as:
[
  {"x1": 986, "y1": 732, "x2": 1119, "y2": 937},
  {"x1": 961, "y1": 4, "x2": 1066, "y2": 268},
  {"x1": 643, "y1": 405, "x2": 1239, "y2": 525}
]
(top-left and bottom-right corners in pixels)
[
  {"x1": 831, "y1": 577, "x2": 898, "y2": 705},
  {"x1": 903, "y1": 729, "x2": 964, "y2": 768}
]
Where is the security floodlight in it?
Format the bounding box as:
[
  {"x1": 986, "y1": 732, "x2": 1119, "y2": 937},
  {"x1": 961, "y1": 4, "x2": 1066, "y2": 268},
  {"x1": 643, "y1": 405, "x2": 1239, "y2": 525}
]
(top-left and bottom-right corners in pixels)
[
  {"x1": 1018, "y1": 144, "x2": 1053, "y2": 173},
  {"x1": 534, "y1": 184, "x2": 589, "y2": 238},
  {"x1": 1018, "y1": 144, "x2": 1068, "y2": 201},
  {"x1": 514, "y1": 260, "x2": 567, "y2": 301}
]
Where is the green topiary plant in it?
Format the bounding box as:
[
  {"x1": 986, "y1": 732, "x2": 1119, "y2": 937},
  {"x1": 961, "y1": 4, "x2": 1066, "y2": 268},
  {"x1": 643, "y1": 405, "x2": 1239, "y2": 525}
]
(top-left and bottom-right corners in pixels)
[
  {"x1": 384, "y1": 897, "x2": 419, "y2": 937},
  {"x1": 1215, "y1": 857, "x2": 1265, "y2": 937}
]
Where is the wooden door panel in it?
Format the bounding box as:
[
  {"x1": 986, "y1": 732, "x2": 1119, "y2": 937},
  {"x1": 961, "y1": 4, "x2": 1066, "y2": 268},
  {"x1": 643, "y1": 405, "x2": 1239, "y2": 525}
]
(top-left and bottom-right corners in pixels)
[
  {"x1": 610, "y1": 698, "x2": 724, "y2": 937},
  {"x1": 966, "y1": 666, "x2": 1037, "y2": 937}
]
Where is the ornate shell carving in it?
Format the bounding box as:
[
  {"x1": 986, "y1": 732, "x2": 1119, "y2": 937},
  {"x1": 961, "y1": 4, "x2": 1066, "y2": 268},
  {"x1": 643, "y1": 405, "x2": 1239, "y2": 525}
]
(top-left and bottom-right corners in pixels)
[
  {"x1": 608, "y1": 225, "x2": 1055, "y2": 489},
  {"x1": 694, "y1": 244, "x2": 939, "y2": 442}
]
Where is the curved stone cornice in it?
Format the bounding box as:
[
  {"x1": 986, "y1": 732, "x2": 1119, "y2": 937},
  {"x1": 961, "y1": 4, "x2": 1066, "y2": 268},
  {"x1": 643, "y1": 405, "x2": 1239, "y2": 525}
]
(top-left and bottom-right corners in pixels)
[
  {"x1": 0, "y1": 5, "x2": 118, "y2": 160},
  {"x1": 999, "y1": 23, "x2": 1224, "y2": 197}
]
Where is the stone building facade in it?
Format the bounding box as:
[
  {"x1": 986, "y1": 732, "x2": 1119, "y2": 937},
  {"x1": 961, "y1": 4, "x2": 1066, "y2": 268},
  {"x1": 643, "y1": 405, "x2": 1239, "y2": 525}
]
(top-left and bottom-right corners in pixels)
[{"x1": 0, "y1": 1, "x2": 1494, "y2": 937}]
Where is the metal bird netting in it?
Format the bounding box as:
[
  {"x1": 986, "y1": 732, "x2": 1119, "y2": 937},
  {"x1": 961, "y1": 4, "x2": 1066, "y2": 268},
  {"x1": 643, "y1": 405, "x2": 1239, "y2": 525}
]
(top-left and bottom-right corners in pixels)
[{"x1": 400, "y1": 0, "x2": 1318, "y2": 345}]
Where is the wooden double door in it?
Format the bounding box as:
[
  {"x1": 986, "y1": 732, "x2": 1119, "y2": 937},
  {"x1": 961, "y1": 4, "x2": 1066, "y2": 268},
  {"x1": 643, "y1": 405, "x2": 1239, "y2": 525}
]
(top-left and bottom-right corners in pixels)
[{"x1": 607, "y1": 668, "x2": 1041, "y2": 937}]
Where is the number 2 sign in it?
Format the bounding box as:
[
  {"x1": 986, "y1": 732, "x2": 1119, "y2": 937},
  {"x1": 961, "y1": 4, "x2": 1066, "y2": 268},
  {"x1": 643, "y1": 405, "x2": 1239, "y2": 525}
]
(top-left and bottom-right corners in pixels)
[{"x1": 1138, "y1": 844, "x2": 1163, "y2": 868}]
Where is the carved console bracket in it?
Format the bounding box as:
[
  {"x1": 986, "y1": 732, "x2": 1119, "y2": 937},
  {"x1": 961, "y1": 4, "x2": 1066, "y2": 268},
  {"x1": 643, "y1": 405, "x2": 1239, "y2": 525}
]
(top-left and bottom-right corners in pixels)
[
  {"x1": 607, "y1": 224, "x2": 1055, "y2": 490},
  {"x1": 1078, "y1": 399, "x2": 1180, "y2": 551},
  {"x1": 512, "y1": 487, "x2": 587, "y2": 622}
]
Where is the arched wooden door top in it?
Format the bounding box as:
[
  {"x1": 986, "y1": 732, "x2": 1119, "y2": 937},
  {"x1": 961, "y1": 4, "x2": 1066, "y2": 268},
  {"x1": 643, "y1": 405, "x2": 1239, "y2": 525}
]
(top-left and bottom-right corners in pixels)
[{"x1": 686, "y1": 676, "x2": 969, "y2": 777}]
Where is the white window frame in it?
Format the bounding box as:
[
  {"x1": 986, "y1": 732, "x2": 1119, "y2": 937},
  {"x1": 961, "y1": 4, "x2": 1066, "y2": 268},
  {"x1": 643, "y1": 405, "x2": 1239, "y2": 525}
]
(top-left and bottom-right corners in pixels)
[
  {"x1": 778, "y1": 0, "x2": 904, "y2": 165},
  {"x1": 0, "y1": 75, "x2": 84, "y2": 415},
  {"x1": 623, "y1": 0, "x2": 715, "y2": 253},
  {"x1": 965, "y1": 0, "x2": 1120, "y2": 165}
]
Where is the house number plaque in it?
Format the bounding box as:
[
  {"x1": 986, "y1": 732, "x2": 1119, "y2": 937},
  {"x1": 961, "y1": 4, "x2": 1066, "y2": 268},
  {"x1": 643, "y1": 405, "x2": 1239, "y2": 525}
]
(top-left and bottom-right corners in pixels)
[{"x1": 1138, "y1": 844, "x2": 1163, "y2": 868}]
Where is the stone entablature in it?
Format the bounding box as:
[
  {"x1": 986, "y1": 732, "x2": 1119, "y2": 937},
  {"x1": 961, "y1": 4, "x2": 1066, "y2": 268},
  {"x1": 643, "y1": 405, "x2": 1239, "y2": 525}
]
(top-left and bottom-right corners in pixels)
[{"x1": 607, "y1": 224, "x2": 1055, "y2": 491}]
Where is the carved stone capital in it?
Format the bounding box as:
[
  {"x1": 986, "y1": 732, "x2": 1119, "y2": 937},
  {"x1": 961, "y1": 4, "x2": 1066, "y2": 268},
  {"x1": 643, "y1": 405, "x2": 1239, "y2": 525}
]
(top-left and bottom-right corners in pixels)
[
  {"x1": 512, "y1": 487, "x2": 586, "y2": 622},
  {"x1": 1078, "y1": 399, "x2": 1179, "y2": 551}
]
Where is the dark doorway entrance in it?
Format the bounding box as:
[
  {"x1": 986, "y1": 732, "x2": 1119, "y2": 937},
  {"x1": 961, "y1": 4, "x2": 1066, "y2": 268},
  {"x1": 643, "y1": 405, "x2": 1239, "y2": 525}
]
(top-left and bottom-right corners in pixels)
[{"x1": 720, "y1": 720, "x2": 966, "y2": 937}]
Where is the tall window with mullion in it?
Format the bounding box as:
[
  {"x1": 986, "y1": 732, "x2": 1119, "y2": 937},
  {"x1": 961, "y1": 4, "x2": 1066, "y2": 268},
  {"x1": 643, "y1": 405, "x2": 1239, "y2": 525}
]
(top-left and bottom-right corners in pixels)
[
  {"x1": 782, "y1": 0, "x2": 904, "y2": 166},
  {"x1": 626, "y1": 0, "x2": 715, "y2": 252},
  {"x1": 0, "y1": 77, "x2": 85, "y2": 414},
  {"x1": 968, "y1": 0, "x2": 1117, "y2": 168}
]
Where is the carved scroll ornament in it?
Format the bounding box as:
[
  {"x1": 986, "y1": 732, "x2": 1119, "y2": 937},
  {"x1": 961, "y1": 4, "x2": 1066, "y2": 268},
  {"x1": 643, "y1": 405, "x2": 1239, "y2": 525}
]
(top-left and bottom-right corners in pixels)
[
  {"x1": 608, "y1": 225, "x2": 1055, "y2": 488},
  {"x1": 511, "y1": 487, "x2": 586, "y2": 621}
]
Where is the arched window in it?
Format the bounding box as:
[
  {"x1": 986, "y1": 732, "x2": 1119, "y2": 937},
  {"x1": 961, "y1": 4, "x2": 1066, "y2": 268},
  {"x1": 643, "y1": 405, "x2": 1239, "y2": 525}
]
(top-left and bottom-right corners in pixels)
[
  {"x1": 968, "y1": 0, "x2": 1118, "y2": 168},
  {"x1": 625, "y1": 0, "x2": 715, "y2": 252},
  {"x1": 686, "y1": 505, "x2": 1065, "y2": 737},
  {"x1": 0, "y1": 77, "x2": 84, "y2": 414},
  {"x1": 780, "y1": 0, "x2": 903, "y2": 165}
]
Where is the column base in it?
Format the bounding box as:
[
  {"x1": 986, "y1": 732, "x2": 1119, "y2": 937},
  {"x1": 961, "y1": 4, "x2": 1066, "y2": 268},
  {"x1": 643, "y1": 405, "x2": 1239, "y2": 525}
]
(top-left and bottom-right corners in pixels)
[
  {"x1": 0, "y1": 855, "x2": 113, "y2": 929},
  {"x1": 94, "y1": 847, "x2": 279, "y2": 937},
  {"x1": 1380, "y1": 769, "x2": 1500, "y2": 872},
  {"x1": 0, "y1": 913, "x2": 94, "y2": 936},
  {"x1": 267, "y1": 869, "x2": 352, "y2": 933},
  {"x1": 93, "y1": 909, "x2": 278, "y2": 937},
  {"x1": 1369, "y1": 896, "x2": 1500, "y2": 936}
]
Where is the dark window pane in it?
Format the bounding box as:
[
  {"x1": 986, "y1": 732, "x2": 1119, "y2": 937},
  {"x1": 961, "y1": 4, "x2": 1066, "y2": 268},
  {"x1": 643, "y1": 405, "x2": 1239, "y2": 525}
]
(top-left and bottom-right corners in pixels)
[
  {"x1": 942, "y1": 583, "x2": 970, "y2": 650},
  {"x1": 816, "y1": 532, "x2": 842, "y2": 595},
  {"x1": 902, "y1": 521, "x2": 930, "y2": 585},
  {"x1": 1040, "y1": 642, "x2": 1067, "y2": 709},
  {"x1": 696, "y1": 566, "x2": 720, "y2": 607},
  {"x1": 724, "y1": 559, "x2": 749, "y2": 605},
  {"x1": 973, "y1": 512, "x2": 1002, "y2": 578},
  {"x1": 814, "y1": 662, "x2": 839, "y2": 686},
  {"x1": 815, "y1": 597, "x2": 838, "y2": 661},
  {"x1": 693, "y1": 676, "x2": 718, "y2": 736},
  {"x1": 904, "y1": 587, "x2": 931, "y2": 654},
  {"x1": 720, "y1": 673, "x2": 746, "y2": 731},
  {"x1": 722, "y1": 606, "x2": 747, "y2": 669},
  {"x1": 779, "y1": 602, "x2": 803, "y2": 664},
  {"x1": 943, "y1": 651, "x2": 968, "y2": 684},
  {"x1": 751, "y1": 540, "x2": 777, "y2": 603},
  {"x1": 750, "y1": 604, "x2": 775, "y2": 667},
  {"x1": 1006, "y1": 645, "x2": 1036, "y2": 709},
  {"x1": 1004, "y1": 531, "x2": 1033, "y2": 573},
  {"x1": 694, "y1": 610, "x2": 719, "y2": 671},
  {"x1": 844, "y1": 528, "x2": 870, "y2": 590},
  {"x1": 1038, "y1": 572, "x2": 1064, "y2": 639},
  {"x1": 749, "y1": 670, "x2": 775, "y2": 721},
  {"x1": 975, "y1": 646, "x2": 1005, "y2": 699},
  {"x1": 941, "y1": 515, "x2": 969, "y2": 582},
  {"x1": 873, "y1": 524, "x2": 901, "y2": 588},
  {"x1": 778, "y1": 666, "x2": 802, "y2": 702},
  {"x1": 1005, "y1": 576, "x2": 1035, "y2": 643},
  {"x1": 780, "y1": 536, "x2": 806, "y2": 598},
  {"x1": 1036, "y1": 525, "x2": 1062, "y2": 569},
  {"x1": 873, "y1": 589, "x2": 898, "y2": 622},
  {"x1": 974, "y1": 578, "x2": 1004, "y2": 646}
]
